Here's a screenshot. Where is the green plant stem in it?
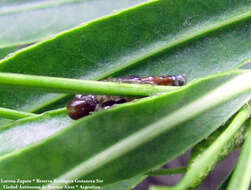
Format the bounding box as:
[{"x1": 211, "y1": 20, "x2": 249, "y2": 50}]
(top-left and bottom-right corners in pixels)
[
  {"x1": 0, "y1": 107, "x2": 36, "y2": 120},
  {"x1": 227, "y1": 121, "x2": 251, "y2": 190},
  {"x1": 146, "y1": 167, "x2": 187, "y2": 176},
  {"x1": 0, "y1": 72, "x2": 178, "y2": 97},
  {"x1": 150, "y1": 105, "x2": 251, "y2": 190}
]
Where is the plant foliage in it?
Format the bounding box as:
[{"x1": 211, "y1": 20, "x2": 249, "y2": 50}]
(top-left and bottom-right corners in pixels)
[{"x1": 0, "y1": 0, "x2": 251, "y2": 189}]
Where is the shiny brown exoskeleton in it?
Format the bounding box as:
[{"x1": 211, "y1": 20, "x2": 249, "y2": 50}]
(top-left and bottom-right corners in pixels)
[
  {"x1": 67, "y1": 95, "x2": 98, "y2": 120},
  {"x1": 112, "y1": 75, "x2": 186, "y2": 86},
  {"x1": 67, "y1": 95, "x2": 133, "y2": 120},
  {"x1": 67, "y1": 75, "x2": 186, "y2": 120}
]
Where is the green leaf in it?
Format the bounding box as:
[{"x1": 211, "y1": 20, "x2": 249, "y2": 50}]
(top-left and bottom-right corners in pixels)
[
  {"x1": 0, "y1": 0, "x2": 147, "y2": 61},
  {"x1": 0, "y1": 107, "x2": 36, "y2": 120},
  {"x1": 0, "y1": 46, "x2": 20, "y2": 60},
  {"x1": 153, "y1": 106, "x2": 250, "y2": 190},
  {"x1": 103, "y1": 176, "x2": 146, "y2": 190},
  {"x1": 0, "y1": 0, "x2": 251, "y2": 117},
  {"x1": 0, "y1": 106, "x2": 146, "y2": 190},
  {"x1": 1, "y1": 70, "x2": 251, "y2": 188},
  {"x1": 146, "y1": 167, "x2": 186, "y2": 176},
  {"x1": 0, "y1": 43, "x2": 34, "y2": 60},
  {"x1": 227, "y1": 120, "x2": 251, "y2": 190},
  {"x1": 0, "y1": 0, "x2": 147, "y2": 48},
  {"x1": 0, "y1": 108, "x2": 73, "y2": 156},
  {"x1": 181, "y1": 115, "x2": 249, "y2": 189}
]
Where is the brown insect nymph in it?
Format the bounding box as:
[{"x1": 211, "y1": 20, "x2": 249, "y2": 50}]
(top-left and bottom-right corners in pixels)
[{"x1": 67, "y1": 75, "x2": 186, "y2": 120}]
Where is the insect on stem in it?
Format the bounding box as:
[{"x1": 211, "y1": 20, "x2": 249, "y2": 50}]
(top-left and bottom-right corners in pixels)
[{"x1": 67, "y1": 75, "x2": 187, "y2": 120}]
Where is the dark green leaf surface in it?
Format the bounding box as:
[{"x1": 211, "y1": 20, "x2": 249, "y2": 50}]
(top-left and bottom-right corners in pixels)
[
  {"x1": 0, "y1": 43, "x2": 33, "y2": 60},
  {"x1": 0, "y1": 0, "x2": 251, "y2": 117},
  {"x1": 103, "y1": 176, "x2": 146, "y2": 190},
  {"x1": 147, "y1": 167, "x2": 186, "y2": 176},
  {"x1": 1, "y1": 71, "x2": 251, "y2": 188},
  {"x1": 0, "y1": 46, "x2": 20, "y2": 59}
]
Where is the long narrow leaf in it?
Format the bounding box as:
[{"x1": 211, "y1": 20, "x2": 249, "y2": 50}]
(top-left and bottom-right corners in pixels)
[
  {"x1": 0, "y1": 107, "x2": 36, "y2": 120},
  {"x1": 151, "y1": 105, "x2": 251, "y2": 190},
  {"x1": 0, "y1": 0, "x2": 250, "y2": 119},
  {"x1": 0, "y1": 70, "x2": 251, "y2": 189},
  {"x1": 0, "y1": 0, "x2": 147, "y2": 48},
  {"x1": 227, "y1": 121, "x2": 251, "y2": 190}
]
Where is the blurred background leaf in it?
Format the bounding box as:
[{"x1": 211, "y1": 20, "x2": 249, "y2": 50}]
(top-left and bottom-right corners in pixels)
[{"x1": 0, "y1": 0, "x2": 148, "y2": 59}]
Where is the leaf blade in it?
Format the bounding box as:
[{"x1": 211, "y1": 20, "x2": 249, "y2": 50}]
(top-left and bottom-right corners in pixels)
[
  {"x1": 0, "y1": 0, "x2": 148, "y2": 48},
  {"x1": 227, "y1": 121, "x2": 251, "y2": 190},
  {"x1": 0, "y1": 70, "x2": 251, "y2": 188},
  {"x1": 0, "y1": 0, "x2": 251, "y2": 116}
]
